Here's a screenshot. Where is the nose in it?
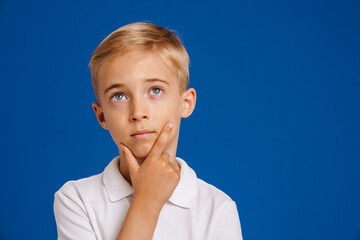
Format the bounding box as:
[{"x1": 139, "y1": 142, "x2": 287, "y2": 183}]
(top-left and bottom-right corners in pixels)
[{"x1": 129, "y1": 96, "x2": 149, "y2": 122}]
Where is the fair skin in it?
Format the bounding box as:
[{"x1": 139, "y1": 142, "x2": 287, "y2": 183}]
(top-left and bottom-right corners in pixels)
[{"x1": 92, "y1": 49, "x2": 196, "y2": 240}]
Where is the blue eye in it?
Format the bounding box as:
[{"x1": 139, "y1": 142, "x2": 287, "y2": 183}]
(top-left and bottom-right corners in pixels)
[
  {"x1": 150, "y1": 87, "x2": 163, "y2": 95},
  {"x1": 111, "y1": 93, "x2": 126, "y2": 101}
]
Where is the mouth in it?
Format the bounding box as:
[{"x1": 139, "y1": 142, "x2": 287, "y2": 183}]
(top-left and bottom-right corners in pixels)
[{"x1": 130, "y1": 130, "x2": 155, "y2": 140}]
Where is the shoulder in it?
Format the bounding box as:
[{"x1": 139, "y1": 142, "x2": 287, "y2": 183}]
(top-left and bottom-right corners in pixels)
[
  {"x1": 53, "y1": 171, "x2": 109, "y2": 240},
  {"x1": 195, "y1": 178, "x2": 242, "y2": 239},
  {"x1": 196, "y1": 177, "x2": 235, "y2": 210},
  {"x1": 176, "y1": 157, "x2": 235, "y2": 209},
  {"x1": 197, "y1": 178, "x2": 232, "y2": 200},
  {"x1": 180, "y1": 161, "x2": 242, "y2": 239},
  {"x1": 54, "y1": 172, "x2": 103, "y2": 203}
]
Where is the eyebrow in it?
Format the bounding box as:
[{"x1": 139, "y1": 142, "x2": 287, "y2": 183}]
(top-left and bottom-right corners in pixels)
[
  {"x1": 104, "y1": 83, "x2": 125, "y2": 95},
  {"x1": 145, "y1": 78, "x2": 170, "y2": 86},
  {"x1": 103, "y1": 78, "x2": 170, "y2": 95}
]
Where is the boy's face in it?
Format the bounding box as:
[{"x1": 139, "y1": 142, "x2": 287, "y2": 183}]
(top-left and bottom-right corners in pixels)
[{"x1": 92, "y1": 50, "x2": 196, "y2": 159}]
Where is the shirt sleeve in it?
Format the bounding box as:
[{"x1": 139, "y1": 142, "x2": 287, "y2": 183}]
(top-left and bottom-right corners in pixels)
[
  {"x1": 54, "y1": 188, "x2": 98, "y2": 240},
  {"x1": 210, "y1": 201, "x2": 243, "y2": 240}
]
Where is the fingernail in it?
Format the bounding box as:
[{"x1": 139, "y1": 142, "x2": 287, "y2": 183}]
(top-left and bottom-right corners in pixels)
[{"x1": 168, "y1": 122, "x2": 173, "y2": 128}]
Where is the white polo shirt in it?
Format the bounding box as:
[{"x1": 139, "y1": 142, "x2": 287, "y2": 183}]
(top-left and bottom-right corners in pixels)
[{"x1": 54, "y1": 156, "x2": 243, "y2": 240}]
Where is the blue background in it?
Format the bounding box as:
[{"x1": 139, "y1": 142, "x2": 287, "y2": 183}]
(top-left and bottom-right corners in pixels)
[{"x1": 1, "y1": 0, "x2": 359, "y2": 239}]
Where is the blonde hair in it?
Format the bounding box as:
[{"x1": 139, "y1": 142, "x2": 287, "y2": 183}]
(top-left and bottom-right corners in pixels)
[{"x1": 89, "y1": 22, "x2": 190, "y2": 102}]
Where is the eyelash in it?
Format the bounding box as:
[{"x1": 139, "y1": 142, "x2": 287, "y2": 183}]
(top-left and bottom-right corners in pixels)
[
  {"x1": 111, "y1": 92, "x2": 126, "y2": 101},
  {"x1": 110, "y1": 86, "x2": 164, "y2": 101},
  {"x1": 149, "y1": 86, "x2": 164, "y2": 95}
]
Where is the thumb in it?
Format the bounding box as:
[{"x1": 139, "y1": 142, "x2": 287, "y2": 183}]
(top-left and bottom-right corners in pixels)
[{"x1": 121, "y1": 144, "x2": 139, "y2": 177}]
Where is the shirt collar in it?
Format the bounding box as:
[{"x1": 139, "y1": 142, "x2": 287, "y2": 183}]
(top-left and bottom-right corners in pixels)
[
  {"x1": 102, "y1": 156, "x2": 197, "y2": 209},
  {"x1": 168, "y1": 157, "x2": 197, "y2": 209},
  {"x1": 102, "y1": 156, "x2": 134, "y2": 202}
]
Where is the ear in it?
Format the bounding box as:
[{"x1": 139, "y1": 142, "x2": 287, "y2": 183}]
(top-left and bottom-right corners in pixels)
[
  {"x1": 92, "y1": 102, "x2": 109, "y2": 130},
  {"x1": 181, "y1": 88, "x2": 196, "y2": 118}
]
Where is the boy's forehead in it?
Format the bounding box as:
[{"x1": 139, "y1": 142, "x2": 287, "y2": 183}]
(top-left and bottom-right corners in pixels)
[{"x1": 98, "y1": 50, "x2": 181, "y2": 91}]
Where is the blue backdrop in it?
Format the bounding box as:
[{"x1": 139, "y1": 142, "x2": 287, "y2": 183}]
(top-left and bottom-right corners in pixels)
[{"x1": 1, "y1": 0, "x2": 359, "y2": 239}]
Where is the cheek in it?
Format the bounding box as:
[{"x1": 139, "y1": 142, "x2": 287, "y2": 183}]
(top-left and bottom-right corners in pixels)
[
  {"x1": 147, "y1": 95, "x2": 175, "y2": 115},
  {"x1": 159, "y1": 99, "x2": 182, "y2": 120},
  {"x1": 147, "y1": 95, "x2": 166, "y2": 105},
  {"x1": 104, "y1": 102, "x2": 128, "y2": 129},
  {"x1": 165, "y1": 102, "x2": 183, "y2": 133},
  {"x1": 111, "y1": 101, "x2": 128, "y2": 110},
  {"x1": 104, "y1": 113, "x2": 127, "y2": 137}
]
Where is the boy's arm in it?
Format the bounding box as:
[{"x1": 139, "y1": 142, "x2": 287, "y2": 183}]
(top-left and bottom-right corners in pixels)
[{"x1": 116, "y1": 122, "x2": 180, "y2": 240}]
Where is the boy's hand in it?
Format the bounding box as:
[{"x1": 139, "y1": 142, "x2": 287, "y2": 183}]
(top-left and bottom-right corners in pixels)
[{"x1": 121, "y1": 122, "x2": 180, "y2": 212}]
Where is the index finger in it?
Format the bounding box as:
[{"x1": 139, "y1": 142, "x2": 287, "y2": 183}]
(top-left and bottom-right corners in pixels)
[{"x1": 147, "y1": 121, "x2": 173, "y2": 158}]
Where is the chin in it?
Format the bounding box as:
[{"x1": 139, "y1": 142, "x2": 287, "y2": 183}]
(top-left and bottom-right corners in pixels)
[
  {"x1": 129, "y1": 144, "x2": 152, "y2": 159},
  {"x1": 132, "y1": 151, "x2": 149, "y2": 159}
]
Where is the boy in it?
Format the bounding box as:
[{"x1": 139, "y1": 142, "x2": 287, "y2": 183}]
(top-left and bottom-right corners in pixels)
[{"x1": 54, "y1": 22, "x2": 243, "y2": 240}]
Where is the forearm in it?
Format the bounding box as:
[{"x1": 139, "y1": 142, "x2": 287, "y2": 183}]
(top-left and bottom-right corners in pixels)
[
  {"x1": 117, "y1": 123, "x2": 179, "y2": 239},
  {"x1": 116, "y1": 197, "x2": 162, "y2": 240}
]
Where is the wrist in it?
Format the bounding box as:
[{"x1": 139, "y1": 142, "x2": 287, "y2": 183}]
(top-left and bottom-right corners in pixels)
[{"x1": 132, "y1": 195, "x2": 165, "y2": 215}]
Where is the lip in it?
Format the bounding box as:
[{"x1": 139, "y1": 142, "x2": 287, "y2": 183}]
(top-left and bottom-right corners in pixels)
[{"x1": 131, "y1": 130, "x2": 155, "y2": 139}]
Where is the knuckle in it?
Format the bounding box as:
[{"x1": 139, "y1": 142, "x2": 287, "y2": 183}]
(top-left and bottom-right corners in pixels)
[
  {"x1": 154, "y1": 157, "x2": 166, "y2": 167},
  {"x1": 171, "y1": 170, "x2": 180, "y2": 181},
  {"x1": 166, "y1": 165, "x2": 174, "y2": 172},
  {"x1": 162, "y1": 152, "x2": 170, "y2": 160},
  {"x1": 167, "y1": 165, "x2": 179, "y2": 175}
]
